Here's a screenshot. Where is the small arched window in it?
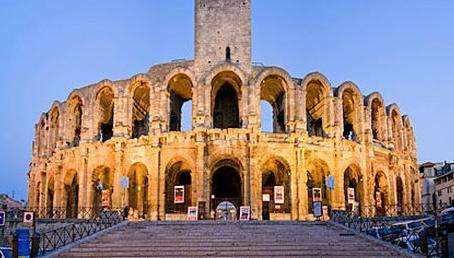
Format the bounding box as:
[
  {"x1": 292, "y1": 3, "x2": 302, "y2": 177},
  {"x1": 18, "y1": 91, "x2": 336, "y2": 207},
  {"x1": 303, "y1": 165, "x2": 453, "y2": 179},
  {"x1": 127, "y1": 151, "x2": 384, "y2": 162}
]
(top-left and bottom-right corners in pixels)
[{"x1": 226, "y1": 47, "x2": 231, "y2": 62}]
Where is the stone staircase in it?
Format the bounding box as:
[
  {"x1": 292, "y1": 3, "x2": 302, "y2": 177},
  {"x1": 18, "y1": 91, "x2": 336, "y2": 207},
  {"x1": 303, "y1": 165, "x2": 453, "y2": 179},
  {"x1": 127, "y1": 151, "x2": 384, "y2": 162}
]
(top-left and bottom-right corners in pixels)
[{"x1": 58, "y1": 221, "x2": 410, "y2": 257}]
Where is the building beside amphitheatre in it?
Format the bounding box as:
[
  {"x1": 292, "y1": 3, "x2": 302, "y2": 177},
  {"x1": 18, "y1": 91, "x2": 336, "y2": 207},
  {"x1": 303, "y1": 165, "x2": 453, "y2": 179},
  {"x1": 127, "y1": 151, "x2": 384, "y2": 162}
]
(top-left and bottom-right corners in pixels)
[{"x1": 27, "y1": 0, "x2": 420, "y2": 221}]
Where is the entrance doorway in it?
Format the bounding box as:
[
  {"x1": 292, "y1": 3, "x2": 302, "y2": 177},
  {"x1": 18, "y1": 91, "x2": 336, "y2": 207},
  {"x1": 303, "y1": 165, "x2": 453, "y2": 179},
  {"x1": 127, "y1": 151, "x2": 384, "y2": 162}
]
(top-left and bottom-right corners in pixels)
[{"x1": 211, "y1": 162, "x2": 242, "y2": 220}]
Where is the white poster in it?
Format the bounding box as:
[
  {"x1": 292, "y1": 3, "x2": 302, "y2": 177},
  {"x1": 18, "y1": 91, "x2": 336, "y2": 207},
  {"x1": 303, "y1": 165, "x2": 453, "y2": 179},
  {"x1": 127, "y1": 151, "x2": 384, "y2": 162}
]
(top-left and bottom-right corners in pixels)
[
  {"x1": 174, "y1": 185, "x2": 185, "y2": 204},
  {"x1": 312, "y1": 188, "x2": 322, "y2": 202},
  {"x1": 347, "y1": 188, "x2": 355, "y2": 204},
  {"x1": 187, "y1": 206, "x2": 198, "y2": 221},
  {"x1": 274, "y1": 186, "x2": 285, "y2": 204},
  {"x1": 262, "y1": 194, "x2": 270, "y2": 202},
  {"x1": 239, "y1": 206, "x2": 251, "y2": 221}
]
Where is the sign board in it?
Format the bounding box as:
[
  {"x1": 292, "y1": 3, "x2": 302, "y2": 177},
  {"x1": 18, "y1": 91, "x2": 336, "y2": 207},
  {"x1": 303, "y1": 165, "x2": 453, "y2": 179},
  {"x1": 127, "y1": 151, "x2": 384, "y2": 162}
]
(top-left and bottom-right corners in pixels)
[
  {"x1": 262, "y1": 194, "x2": 270, "y2": 202},
  {"x1": 274, "y1": 186, "x2": 285, "y2": 204},
  {"x1": 347, "y1": 188, "x2": 355, "y2": 204},
  {"x1": 239, "y1": 206, "x2": 251, "y2": 221},
  {"x1": 312, "y1": 188, "x2": 322, "y2": 202},
  {"x1": 120, "y1": 176, "x2": 129, "y2": 189},
  {"x1": 102, "y1": 190, "x2": 111, "y2": 207},
  {"x1": 174, "y1": 186, "x2": 185, "y2": 204},
  {"x1": 23, "y1": 212, "x2": 34, "y2": 224},
  {"x1": 313, "y1": 201, "x2": 322, "y2": 217},
  {"x1": 187, "y1": 206, "x2": 198, "y2": 221},
  {"x1": 16, "y1": 228, "x2": 30, "y2": 258},
  {"x1": 325, "y1": 175, "x2": 335, "y2": 190},
  {"x1": 0, "y1": 211, "x2": 4, "y2": 226}
]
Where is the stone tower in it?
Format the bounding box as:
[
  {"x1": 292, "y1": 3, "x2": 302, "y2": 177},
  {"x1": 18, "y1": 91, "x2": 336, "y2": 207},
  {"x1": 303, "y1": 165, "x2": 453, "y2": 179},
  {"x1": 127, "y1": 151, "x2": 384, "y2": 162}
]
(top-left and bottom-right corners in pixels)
[{"x1": 194, "y1": 0, "x2": 252, "y2": 76}]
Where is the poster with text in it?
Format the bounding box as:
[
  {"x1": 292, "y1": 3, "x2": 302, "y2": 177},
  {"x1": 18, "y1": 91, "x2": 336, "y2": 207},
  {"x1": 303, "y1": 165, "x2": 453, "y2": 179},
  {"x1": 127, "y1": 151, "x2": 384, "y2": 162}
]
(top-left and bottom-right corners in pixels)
[
  {"x1": 174, "y1": 185, "x2": 185, "y2": 204},
  {"x1": 187, "y1": 206, "x2": 198, "y2": 221},
  {"x1": 274, "y1": 186, "x2": 285, "y2": 204},
  {"x1": 312, "y1": 188, "x2": 322, "y2": 202},
  {"x1": 347, "y1": 188, "x2": 355, "y2": 204},
  {"x1": 239, "y1": 206, "x2": 251, "y2": 221},
  {"x1": 102, "y1": 190, "x2": 111, "y2": 207}
]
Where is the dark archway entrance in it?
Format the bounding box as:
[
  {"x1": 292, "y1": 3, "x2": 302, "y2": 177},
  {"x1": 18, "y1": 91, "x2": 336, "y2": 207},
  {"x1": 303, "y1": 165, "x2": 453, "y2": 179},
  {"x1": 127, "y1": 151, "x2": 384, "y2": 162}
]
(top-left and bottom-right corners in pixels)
[{"x1": 211, "y1": 162, "x2": 242, "y2": 220}]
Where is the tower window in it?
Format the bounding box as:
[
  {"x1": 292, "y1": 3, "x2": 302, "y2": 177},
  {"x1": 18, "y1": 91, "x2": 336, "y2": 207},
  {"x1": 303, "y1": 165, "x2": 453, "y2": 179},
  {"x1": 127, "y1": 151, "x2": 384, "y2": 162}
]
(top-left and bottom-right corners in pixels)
[{"x1": 226, "y1": 47, "x2": 231, "y2": 62}]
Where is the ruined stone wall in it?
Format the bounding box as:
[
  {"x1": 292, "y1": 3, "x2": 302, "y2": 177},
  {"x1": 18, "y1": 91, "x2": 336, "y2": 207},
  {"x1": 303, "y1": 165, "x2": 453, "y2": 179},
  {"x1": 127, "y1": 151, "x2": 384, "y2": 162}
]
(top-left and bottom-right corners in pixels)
[{"x1": 27, "y1": 60, "x2": 420, "y2": 220}]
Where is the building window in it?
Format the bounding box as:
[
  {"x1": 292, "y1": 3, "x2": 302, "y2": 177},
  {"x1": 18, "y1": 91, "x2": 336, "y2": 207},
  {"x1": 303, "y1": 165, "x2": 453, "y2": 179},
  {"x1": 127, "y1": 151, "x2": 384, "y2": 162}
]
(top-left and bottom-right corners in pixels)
[
  {"x1": 226, "y1": 47, "x2": 231, "y2": 62},
  {"x1": 438, "y1": 190, "x2": 442, "y2": 196},
  {"x1": 448, "y1": 186, "x2": 452, "y2": 193}
]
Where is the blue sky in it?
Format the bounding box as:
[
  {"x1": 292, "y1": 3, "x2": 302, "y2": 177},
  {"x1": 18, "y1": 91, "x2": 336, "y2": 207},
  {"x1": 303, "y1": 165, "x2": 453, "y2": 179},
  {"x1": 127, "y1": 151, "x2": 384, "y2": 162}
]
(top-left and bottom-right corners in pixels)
[{"x1": 0, "y1": 1, "x2": 453, "y2": 200}]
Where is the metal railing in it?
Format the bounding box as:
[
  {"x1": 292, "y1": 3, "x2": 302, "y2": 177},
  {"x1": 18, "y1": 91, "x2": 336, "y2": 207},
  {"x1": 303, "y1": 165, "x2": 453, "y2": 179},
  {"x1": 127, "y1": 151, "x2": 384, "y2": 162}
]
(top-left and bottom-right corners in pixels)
[{"x1": 331, "y1": 204, "x2": 449, "y2": 257}]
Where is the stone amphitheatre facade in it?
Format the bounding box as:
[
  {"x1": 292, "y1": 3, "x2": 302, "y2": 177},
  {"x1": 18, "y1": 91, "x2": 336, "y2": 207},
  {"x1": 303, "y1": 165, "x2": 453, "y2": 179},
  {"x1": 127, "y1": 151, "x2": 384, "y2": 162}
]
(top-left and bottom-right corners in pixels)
[{"x1": 28, "y1": 0, "x2": 420, "y2": 221}]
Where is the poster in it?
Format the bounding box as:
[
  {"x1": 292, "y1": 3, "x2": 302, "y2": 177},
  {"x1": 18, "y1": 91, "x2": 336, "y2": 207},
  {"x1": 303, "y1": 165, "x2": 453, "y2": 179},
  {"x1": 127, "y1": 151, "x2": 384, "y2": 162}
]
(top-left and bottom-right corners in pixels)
[
  {"x1": 347, "y1": 188, "x2": 355, "y2": 204},
  {"x1": 102, "y1": 190, "x2": 111, "y2": 207},
  {"x1": 322, "y1": 205, "x2": 329, "y2": 220},
  {"x1": 274, "y1": 186, "x2": 285, "y2": 204},
  {"x1": 375, "y1": 191, "x2": 382, "y2": 207},
  {"x1": 262, "y1": 194, "x2": 270, "y2": 202},
  {"x1": 313, "y1": 201, "x2": 322, "y2": 217},
  {"x1": 239, "y1": 206, "x2": 251, "y2": 221},
  {"x1": 312, "y1": 188, "x2": 322, "y2": 202},
  {"x1": 187, "y1": 206, "x2": 198, "y2": 221},
  {"x1": 174, "y1": 185, "x2": 185, "y2": 204}
]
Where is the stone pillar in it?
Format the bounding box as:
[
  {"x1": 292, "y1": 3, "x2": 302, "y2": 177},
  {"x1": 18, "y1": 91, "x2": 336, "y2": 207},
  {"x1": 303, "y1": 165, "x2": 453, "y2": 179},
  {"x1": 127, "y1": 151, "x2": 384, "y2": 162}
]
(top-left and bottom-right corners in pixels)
[{"x1": 148, "y1": 148, "x2": 160, "y2": 220}]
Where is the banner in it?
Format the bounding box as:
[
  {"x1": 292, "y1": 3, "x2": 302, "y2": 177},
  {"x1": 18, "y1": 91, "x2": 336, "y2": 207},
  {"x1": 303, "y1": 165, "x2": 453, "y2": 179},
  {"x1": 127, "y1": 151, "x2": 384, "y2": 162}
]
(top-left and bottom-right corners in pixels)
[
  {"x1": 313, "y1": 201, "x2": 322, "y2": 217},
  {"x1": 187, "y1": 206, "x2": 198, "y2": 221},
  {"x1": 239, "y1": 206, "x2": 251, "y2": 221},
  {"x1": 347, "y1": 188, "x2": 355, "y2": 204},
  {"x1": 102, "y1": 190, "x2": 111, "y2": 207},
  {"x1": 312, "y1": 188, "x2": 322, "y2": 202},
  {"x1": 274, "y1": 186, "x2": 285, "y2": 204},
  {"x1": 174, "y1": 185, "x2": 185, "y2": 204}
]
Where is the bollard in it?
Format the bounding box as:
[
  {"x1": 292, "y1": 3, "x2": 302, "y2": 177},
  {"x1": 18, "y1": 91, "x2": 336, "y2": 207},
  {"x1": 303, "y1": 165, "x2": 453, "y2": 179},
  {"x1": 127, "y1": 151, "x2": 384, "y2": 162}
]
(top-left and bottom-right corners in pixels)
[
  {"x1": 11, "y1": 233, "x2": 18, "y2": 258},
  {"x1": 419, "y1": 230, "x2": 428, "y2": 256},
  {"x1": 30, "y1": 233, "x2": 40, "y2": 258},
  {"x1": 441, "y1": 230, "x2": 449, "y2": 258}
]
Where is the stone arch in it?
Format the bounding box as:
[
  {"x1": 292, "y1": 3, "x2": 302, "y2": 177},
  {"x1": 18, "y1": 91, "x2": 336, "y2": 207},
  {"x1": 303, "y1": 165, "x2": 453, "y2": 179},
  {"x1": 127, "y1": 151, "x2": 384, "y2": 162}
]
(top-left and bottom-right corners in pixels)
[
  {"x1": 211, "y1": 71, "x2": 243, "y2": 129},
  {"x1": 46, "y1": 175, "x2": 55, "y2": 215},
  {"x1": 127, "y1": 162, "x2": 149, "y2": 218},
  {"x1": 67, "y1": 94, "x2": 83, "y2": 147},
  {"x1": 305, "y1": 159, "x2": 331, "y2": 213},
  {"x1": 91, "y1": 166, "x2": 114, "y2": 210},
  {"x1": 256, "y1": 70, "x2": 290, "y2": 133},
  {"x1": 260, "y1": 156, "x2": 292, "y2": 217},
  {"x1": 202, "y1": 63, "x2": 247, "y2": 87},
  {"x1": 63, "y1": 169, "x2": 79, "y2": 218},
  {"x1": 37, "y1": 114, "x2": 47, "y2": 156},
  {"x1": 95, "y1": 85, "x2": 115, "y2": 142},
  {"x1": 336, "y1": 82, "x2": 363, "y2": 141},
  {"x1": 166, "y1": 71, "x2": 194, "y2": 132},
  {"x1": 387, "y1": 104, "x2": 403, "y2": 151},
  {"x1": 365, "y1": 92, "x2": 387, "y2": 142},
  {"x1": 342, "y1": 163, "x2": 363, "y2": 212},
  {"x1": 210, "y1": 158, "x2": 244, "y2": 213},
  {"x1": 129, "y1": 77, "x2": 151, "y2": 138},
  {"x1": 402, "y1": 115, "x2": 415, "y2": 151},
  {"x1": 165, "y1": 160, "x2": 193, "y2": 214},
  {"x1": 302, "y1": 72, "x2": 332, "y2": 137},
  {"x1": 374, "y1": 171, "x2": 390, "y2": 216},
  {"x1": 395, "y1": 174, "x2": 405, "y2": 214}
]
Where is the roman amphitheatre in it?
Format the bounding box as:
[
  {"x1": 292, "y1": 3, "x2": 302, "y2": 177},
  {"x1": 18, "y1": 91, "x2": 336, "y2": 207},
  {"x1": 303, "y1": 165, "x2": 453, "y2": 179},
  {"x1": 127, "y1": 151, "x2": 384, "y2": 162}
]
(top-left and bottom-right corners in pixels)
[{"x1": 27, "y1": 0, "x2": 419, "y2": 221}]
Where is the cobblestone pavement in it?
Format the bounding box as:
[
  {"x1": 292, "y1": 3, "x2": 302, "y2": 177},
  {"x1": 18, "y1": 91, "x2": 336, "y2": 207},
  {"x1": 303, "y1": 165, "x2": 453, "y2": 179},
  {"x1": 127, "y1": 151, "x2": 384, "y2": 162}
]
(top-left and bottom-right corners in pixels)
[{"x1": 58, "y1": 221, "x2": 411, "y2": 257}]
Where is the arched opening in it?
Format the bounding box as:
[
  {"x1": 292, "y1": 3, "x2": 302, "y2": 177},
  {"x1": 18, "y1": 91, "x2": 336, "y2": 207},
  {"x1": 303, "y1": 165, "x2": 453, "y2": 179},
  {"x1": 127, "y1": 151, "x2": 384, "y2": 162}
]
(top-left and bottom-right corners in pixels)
[
  {"x1": 306, "y1": 160, "x2": 330, "y2": 214},
  {"x1": 371, "y1": 98, "x2": 385, "y2": 141},
  {"x1": 37, "y1": 120, "x2": 46, "y2": 156},
  {"x1": 131, "y1": 83, "x2": 150, "y2": 138},
  {"x1": 341, "y1": 89, "x2": 360, "y2": 141},
  {"x1": 128, "y1": 163, "x2": 148, "y2": 218},
  {"x1": 403, "y1": 118, "x2": 414, "y2": 151},
  {"x1": 64, "y1": 171, "x2": 79, "y2": 218},
  {"x1": 168, "y1": 74, "x2": 193, "y2": 131},
  {"x1": 260, "y1": 75, "x2": 286, "y2": 133},
  {"x1": 96, "y1": 87, "x2": 114, "y2": 142},
  {"x1": 68, "y1": 96, "x2": 83, "y2": 147},
  {"x1": 343, "y1": 165, "x2": 362, "y2": 213},
  {"x1": 260, "y1": 101, "x2": 273, "y2": 132},
  {"x1": 374, "y1": 172, "x2": 389, "y2": 216},
  {"x1": 306, "y1": 81, "x2": 327, "y2": 137},
  {"x1": 396, "y1": 175, "x2": 404, "y2": 214},
  {"x1": 92, "y1": 166, "x2": 114, "y2": 211},
  {"x1": 165, "y1": 161, "x2": 192, "y2": 214},
  {"x1": 261, "y1": 158, "x2": 291, "y2": 220},
  {"x1": 211, "y1": 160, "x2": 242, "y2": 218},
  {"x1": 226, "y1": 47, "x2": 231, "y2": 62},
  {"x1": 212, "y1": 71, "x2": 241, "y2": 129},
  {"x1": 49, "y1": 107, "x2": 59, "y2": 151},
  {"x1": 46, "y1": 177, "x2": 54, "y2": 217},
  {"x1": 391, "y1": 109, "x2": 402, "y2": 150}
]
